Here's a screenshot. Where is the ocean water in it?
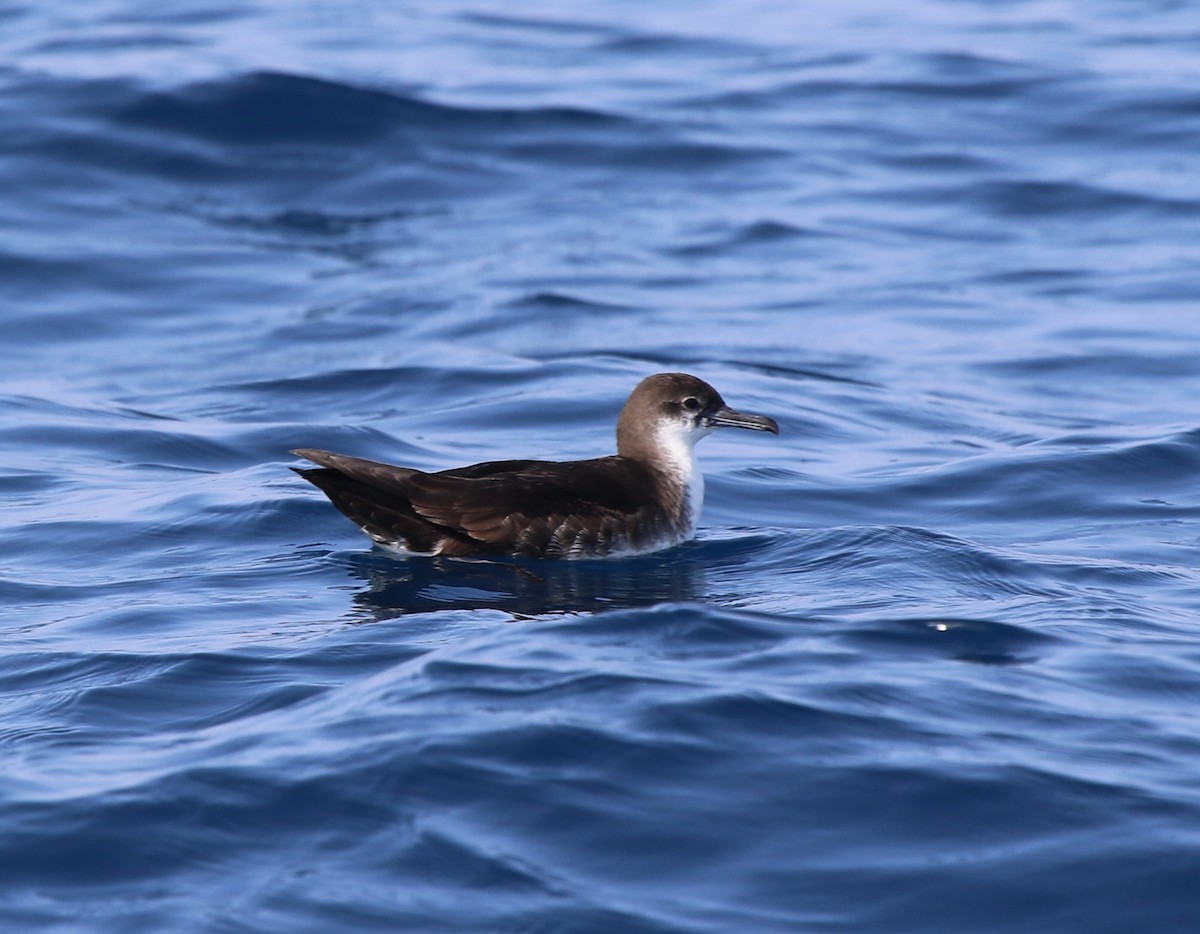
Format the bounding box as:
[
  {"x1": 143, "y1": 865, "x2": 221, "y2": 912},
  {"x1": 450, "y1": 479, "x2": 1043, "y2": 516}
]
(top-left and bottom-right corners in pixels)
[{"x1": 4, "y1": 1, "x2": 1200, "y2": 930}]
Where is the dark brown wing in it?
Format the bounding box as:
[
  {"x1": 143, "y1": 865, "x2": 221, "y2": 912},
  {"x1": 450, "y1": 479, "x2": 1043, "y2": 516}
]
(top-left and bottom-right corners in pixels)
[
  {"x1": 292, "y1": 449, "x2": 673, "y2": 557},
  {"x1": 404, "y1": 457, "x2": 673, "y2": 557},
  {"x1": 436, "y1": 459, "x2": 554, "y2": 480},
  {"x1": 292, "y1": 449, "x2": 421, "y2": 493}
]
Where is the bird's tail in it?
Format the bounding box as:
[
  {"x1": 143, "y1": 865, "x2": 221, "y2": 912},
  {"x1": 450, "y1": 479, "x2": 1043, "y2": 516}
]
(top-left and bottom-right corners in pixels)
[{"x1": 291, "y1": 450, "x2": 444, "y2": 554}]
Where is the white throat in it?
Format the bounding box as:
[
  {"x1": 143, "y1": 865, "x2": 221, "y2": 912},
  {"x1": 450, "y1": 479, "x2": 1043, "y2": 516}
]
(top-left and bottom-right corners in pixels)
[{"x1": 652, "y1": 420, "x2": 711, "y2": 533}]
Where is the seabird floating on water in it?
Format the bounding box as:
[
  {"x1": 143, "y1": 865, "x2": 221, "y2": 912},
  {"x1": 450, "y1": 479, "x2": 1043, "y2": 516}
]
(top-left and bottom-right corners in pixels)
[{"x1": 292, "y1": 372, "x2": 778, "y2": 559}]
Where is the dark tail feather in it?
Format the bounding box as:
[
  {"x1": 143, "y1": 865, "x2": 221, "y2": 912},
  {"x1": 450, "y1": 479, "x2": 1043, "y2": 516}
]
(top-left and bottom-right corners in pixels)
[{"x1": 292, "y1": 467, "x2": 442, "y2": 553}]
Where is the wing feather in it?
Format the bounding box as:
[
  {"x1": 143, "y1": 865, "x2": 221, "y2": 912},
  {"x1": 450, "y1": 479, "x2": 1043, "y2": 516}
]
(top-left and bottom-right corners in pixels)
[{"x1": 293, "y1": 449, "x2": 673, "y2": 557}]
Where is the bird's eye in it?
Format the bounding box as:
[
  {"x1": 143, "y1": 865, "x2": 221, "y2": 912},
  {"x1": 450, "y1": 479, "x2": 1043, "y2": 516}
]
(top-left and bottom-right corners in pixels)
[{"x1": 681, "y1": 397, "x2": 701, "y2": 413}]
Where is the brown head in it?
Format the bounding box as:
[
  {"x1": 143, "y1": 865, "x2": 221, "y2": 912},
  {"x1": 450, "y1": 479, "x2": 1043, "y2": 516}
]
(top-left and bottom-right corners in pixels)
[{"x1": 615, "y1": 372, "x2": 779, "y2": 463}]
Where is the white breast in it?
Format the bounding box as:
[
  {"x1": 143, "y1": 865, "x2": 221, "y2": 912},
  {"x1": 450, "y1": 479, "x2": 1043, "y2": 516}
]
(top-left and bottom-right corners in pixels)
[{"x1": 653, "y1": 420, "x2": 712, "y2": 537}]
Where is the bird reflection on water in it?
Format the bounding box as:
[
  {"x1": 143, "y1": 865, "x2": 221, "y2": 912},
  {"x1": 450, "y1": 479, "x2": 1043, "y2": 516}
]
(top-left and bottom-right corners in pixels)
[{"x1": 345, "y1": 545, "x2": 710, "y2": 620}]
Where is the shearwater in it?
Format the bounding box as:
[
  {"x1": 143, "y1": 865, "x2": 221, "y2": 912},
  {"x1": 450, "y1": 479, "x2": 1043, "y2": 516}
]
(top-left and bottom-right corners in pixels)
[{"x1": 292, "y1": 372, "x2": 779, "y2": 559}]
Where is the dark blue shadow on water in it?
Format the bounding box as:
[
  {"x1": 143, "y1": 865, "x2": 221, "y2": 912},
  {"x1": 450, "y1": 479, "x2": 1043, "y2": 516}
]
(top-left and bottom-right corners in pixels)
[{"x1": 344, "y1": 545, "x2": 709, "y2": 620}]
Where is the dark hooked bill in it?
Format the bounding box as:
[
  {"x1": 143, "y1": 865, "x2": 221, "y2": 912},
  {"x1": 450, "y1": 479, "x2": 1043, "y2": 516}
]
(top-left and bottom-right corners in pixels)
[{"x1": 705, "y1": 405, "x2": 780, "y2": 434}]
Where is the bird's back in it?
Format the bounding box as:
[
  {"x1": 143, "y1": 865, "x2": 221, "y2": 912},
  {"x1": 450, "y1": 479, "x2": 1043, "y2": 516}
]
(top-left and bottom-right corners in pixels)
[{"x1": 293, "y1": 449, "x2": 683, "y2": 558}]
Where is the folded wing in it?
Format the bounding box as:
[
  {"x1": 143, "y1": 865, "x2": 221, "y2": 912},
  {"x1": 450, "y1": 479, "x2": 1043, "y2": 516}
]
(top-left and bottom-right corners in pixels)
[{"x1": 292, "y1": 449, "x2": 672, "y2": 557}]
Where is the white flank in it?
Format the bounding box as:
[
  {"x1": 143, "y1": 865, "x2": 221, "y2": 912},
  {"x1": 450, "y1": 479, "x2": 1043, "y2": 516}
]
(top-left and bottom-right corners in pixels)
[{"x1": 372, "y1": 534, "x2": 438, "y2": 557}]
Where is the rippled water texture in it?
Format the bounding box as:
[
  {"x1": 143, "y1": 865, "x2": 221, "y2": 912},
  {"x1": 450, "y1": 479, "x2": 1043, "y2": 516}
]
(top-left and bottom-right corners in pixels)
[{"x1": 4, "y1": 2, "x2": 1200, "y2": 931}]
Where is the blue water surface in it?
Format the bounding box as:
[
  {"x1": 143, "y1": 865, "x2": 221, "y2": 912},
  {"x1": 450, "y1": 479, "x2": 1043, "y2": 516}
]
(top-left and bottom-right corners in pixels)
[{"x1": 4, "y1": 1, "x2": 1200, "y2": 931}]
